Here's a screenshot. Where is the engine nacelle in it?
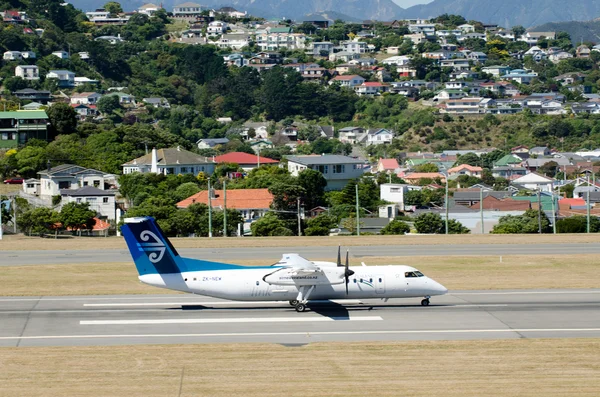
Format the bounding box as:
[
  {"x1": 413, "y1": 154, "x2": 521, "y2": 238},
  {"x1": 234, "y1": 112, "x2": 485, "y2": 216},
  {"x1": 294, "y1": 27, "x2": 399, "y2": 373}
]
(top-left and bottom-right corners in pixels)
[{"x1": 262, "y1": 267, "x2": 345, "y2": 286}]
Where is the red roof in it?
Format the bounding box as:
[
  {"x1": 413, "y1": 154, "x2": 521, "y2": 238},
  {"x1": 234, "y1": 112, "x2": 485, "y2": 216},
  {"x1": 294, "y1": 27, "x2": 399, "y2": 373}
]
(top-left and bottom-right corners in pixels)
[
  {"x1": 214, "y1": 152, "x2": 278, "y2": 165},
  {"x1": 362, "y1": 82, "x2": 385, "y2": 87},
  {"x1": 378, "y1": 158, "x2": 399, "y2": 170},
  {"x1": 332, "y1": 75, "x2": 362, "y2": 81},
  {"x1": 177, "y1": 188, "x2": 273, "y2": 210},
  {"x1": 559, "y1": 198, "x2": 586, "y2": 209}
]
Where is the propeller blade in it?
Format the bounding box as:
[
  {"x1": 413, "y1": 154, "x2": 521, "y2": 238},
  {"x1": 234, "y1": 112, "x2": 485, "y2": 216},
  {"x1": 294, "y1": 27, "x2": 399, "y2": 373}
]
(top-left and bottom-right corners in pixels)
[
  {"x1": 337, "y1": 245, "x2": 341, "y2": 267},
  {"x1": 344, "y1": 250, "x2": 354, "y2": 295}
]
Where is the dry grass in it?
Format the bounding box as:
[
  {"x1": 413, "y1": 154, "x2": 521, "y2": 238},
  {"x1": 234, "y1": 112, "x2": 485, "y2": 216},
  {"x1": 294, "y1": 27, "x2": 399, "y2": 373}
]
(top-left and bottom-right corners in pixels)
[
  {"x1": 1, "y1": 339, "x2": 599, "y2": 396},
  {"x1": 2, "y1": 254, "x2": 599, "y2": 296},
  {"x1": 3, "y1": 232, "x2": 600, "y2": 250},
  {"x1": 0, "y1": 183, "x2": 20, "y2": 195}
]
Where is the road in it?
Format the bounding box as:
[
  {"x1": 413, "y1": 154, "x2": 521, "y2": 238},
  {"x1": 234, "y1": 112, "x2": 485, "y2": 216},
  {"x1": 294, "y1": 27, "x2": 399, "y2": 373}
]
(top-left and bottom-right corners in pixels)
[
  {"x1": 1, "y1": 290, "x2": 599, "y2": 347},
  {"x1": 2, "y1": 243, "x2": 600, "y2": 266}
]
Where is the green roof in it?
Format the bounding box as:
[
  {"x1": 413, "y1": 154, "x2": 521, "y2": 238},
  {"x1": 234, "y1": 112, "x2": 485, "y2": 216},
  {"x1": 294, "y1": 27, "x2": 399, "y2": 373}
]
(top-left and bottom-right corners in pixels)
[
  {"x1": 407, "y1": 158, "x2": 440, "y2": 165},
  {"x1": 494, "y1": 154, "x2": 522, "y2": 167},
  {"x1": 270, "y1": 27, "x2": 292, "y2": 33},
  {"x1": 0, "y1": 110, "x2": 48, "y2": 119},
  {"x1": 512, "y1": 196, "x2": 555, "y2": 211}
]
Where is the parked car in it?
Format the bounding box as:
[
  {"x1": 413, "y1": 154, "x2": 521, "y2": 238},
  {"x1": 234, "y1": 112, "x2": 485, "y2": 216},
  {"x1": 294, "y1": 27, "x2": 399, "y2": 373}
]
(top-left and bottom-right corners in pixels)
[{"x1": 3, "y1": 177, "x2": 24, "y2": 184}]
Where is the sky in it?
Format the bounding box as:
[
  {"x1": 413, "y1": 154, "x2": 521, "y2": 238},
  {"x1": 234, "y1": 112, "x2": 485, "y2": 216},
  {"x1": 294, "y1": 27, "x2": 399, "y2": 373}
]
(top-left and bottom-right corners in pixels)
[{"x1": 393, "y1": 0, "x2": 434, "y2": 8}]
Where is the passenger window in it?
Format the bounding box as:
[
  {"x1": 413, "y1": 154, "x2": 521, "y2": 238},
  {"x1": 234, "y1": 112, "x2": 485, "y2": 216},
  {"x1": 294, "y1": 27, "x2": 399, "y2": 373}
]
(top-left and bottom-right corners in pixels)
[
  {"x1": 256, "y1": 281, "x2": 259, "y2": 286},
  {"x1": 379, "y1": 278, "x2": 382, "y2": 283},
  {"x1": 369, "y1": 278, "x2": 373, "y2": 283},
  {"x1": 353, "y1": 279, "x2": 357, "y2": 283},
  {"x1": 360, "y1": 278, "x2": 363, "y2": 282}
]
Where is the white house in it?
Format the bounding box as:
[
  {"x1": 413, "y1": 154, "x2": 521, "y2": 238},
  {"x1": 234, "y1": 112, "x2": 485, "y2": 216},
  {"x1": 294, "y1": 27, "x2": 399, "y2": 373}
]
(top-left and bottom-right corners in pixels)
[
  {"x1": 70, "y1": 92, "x2": 102, "y2": 105},
  {"x1": 382, "y1": 55, "x2": 411, "y2": 66},
  {"x1": 217, "y1": 34, "x2": 250, "y2": 50},
  {"x1": 338, "y1": 127, "x2": 366, "y2": 144},
  {"x1": 355, "y1": 82, "x2": 388, "y2": 96},
  {"x1": 329, "y1": 75, "x2": 365, "y2": 88},
  {"x1": 37, "y1": 164, "x2": 115, "y2": 198},
  {"x1": 379, "y1": 183, "x2": 422, "y2": 213},
  {"x1": 511, "y1": 172, "x2": 554, "y2": 192},
  {"x1": 138, "y1": 3, "x2": 161, "y2": 16},
  {"x1": 172, "y1": 2, "x2": 206, "y2": 19},
  {"x1": 21, "y1": 51, "x2": 36, "y2": 59},
  {"x1": 3, "y1": 51, "x2": 22, "y2": 60},
  {"x1": 46, "y1": 70, "x2": 75, "y2": 87},
  {"x1": 122, "y1": 147, "x2": 216, "y2": 176},
  {"x1": 52, "y1": 51, "x2": 69, "y2": 59},
  {"x1": 207, "y1": 21, "x2": 227, "y2": 35},
  {"x1": 341, "y1": 40, "x2": 368, "y2": 54},
  {"x1": 59, "y1": 186, "x2": 116, "y2": 220},
  {"x1": 286, "y1": 155, "x2": 368, "y2": 190},
  {"x1": 15, "y1": 65, "x2": 39, "y2": 80},
  {"x1": 367, "y1": 129, "x2": 393, "y2": 145}
]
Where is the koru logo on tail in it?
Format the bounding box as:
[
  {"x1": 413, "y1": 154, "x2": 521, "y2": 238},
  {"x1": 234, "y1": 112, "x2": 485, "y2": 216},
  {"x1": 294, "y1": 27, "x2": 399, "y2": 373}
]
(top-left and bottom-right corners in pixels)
[{"x1": 137, "y1": 230, "x2": 166, "y2": 263}]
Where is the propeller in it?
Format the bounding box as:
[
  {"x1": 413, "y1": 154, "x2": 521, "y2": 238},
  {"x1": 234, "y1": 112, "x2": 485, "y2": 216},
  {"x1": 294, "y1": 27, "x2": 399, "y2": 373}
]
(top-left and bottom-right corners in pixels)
[{"x1": 344, "y1": 249, "x2": 355, "y2": 295}]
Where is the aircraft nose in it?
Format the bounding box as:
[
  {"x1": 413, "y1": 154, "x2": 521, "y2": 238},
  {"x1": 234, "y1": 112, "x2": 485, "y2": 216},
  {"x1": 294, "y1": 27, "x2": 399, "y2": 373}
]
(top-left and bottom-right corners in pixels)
[{"x1": 430, "y1": 279, "x2": 448, "y2": 295}]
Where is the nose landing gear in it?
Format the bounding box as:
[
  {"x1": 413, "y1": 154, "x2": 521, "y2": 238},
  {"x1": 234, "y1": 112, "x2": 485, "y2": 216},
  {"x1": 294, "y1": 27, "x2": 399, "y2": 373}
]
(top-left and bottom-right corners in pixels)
[{"x1": 421, "y1": 295, "x2": 431, "y2": 306}]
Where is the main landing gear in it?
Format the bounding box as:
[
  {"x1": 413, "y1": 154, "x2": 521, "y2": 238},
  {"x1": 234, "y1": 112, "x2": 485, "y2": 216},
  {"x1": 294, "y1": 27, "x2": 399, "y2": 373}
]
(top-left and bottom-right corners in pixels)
[
  {"x1": 421, "y1": 296, "x2": 431, "y2": 306},
  {"x1": 290, "y1": 286, "x2": 315, "y2": 312}
]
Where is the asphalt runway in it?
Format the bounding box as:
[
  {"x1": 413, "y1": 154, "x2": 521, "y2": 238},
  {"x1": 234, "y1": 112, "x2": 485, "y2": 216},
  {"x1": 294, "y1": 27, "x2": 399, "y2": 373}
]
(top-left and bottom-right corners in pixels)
[
  {"x1": 1, "y1": 290, "x2": 599, "y2": 347},
  {"x1": 2, "y1": 243, "x2": 600, "y2": 266}
]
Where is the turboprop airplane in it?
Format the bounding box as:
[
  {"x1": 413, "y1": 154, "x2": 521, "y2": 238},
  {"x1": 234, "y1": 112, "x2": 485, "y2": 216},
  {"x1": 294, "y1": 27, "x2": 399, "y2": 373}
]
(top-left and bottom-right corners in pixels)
[{"x1": 122, "y1": 216, "x2": 448, "y2": 312}]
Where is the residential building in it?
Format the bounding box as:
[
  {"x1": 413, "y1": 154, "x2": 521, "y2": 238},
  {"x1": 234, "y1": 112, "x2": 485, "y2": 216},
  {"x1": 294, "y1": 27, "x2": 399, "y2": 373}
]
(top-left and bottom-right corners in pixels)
[
  {"x1": 397, "y1": 65, "x2": 417, "y2": 78},
  {"x1": 138, "y1": 3, "x2": 161, "y2": 16},
  {"x1": 13, "y1": 88, "x2": 52, "y2": 104},
  {"x1": 529, "y1": 146, "x2": 551, "y2": 157},
  {"x1": 453, "y1": 190, "x2": 512, "y2": 206},
  {"x1": 502, "y1": 69, "x2": 538, "y2": 84},
  {"x1": 71, "y1": 104, "x2": 98, "y2": 120},
  {"x1": 376, "y1": 158, "x2": 400, "y2": 173},
  {"x1": 207, "y1": 20, "x2": 227, "y2": 35},
  {"x1": 214, "y1": 151, "x2": 278, "y2": 172},
  {"x1": 37, "y1": 164, "x2": 115, "y2": 198},
  {"x1": 382, "y1": 55, "x2": 411, "y2": 66},
  {"x1": 341, "y1": 40, "x2": 367, "y2": 54},
  {"x1": 14, "y1": 65, "x2": 39, "y2": 80},
  {"x1": 511, "y1": 172, "x2": 554, "y2": 192},
  {"x1": 481, "y1": 65, "x2": 511, "y2": 77},
  {"x1": 328, "y1": 51, "x2": 360, "y2": 62},
  {"x1": 311, "y1": 42, "x2": 334, "y2": 56},
  {"x1": 70, "y1": 92, "x2": 102, "y2": 105},
  {"x1": 74, "y1": 77, "x2": 99, "y2": 86},
  {"x1": 379, "y1": 183, "x2": 422, "y2": 214},
  {"x1": 286, "y1": 155, "x2": 368, "y2": 190},
  {"x1": 448, "y1": 164, "x2": 483, "y2": 178},
  {"x1": 122, "y1": 147, "x2": 216, "y2": 176},
  {"x1": 366, "y1": 128, "x2": 393, "y2": 145},
  {"x1": 355, "y1": 82, "x2": 389, "y2": 96},
  {"x1": 46, "y1": 70, "x2": 75, "y2": 87},
  {"x1": 59, "y1": 186, "x2": 116, "y2": 220},
  {"x1": 401, "y1": 172, "x2": 446, "y2": 184},
  {"x1": 440, "y1": 97, "x2": 483, "y2": 114},
  {"x1": 217, "y1": 34, "x2": 250, "y2": 50},
  {"x1": 0, "y1": 110, "x2": 49, "y2": 149},
  {"x1": 329, "y1": 75, "x2": 365, "y2": 88},
  {"x1": 52, "y1": 51, "x2": 69, "y2": 59},
  {"x1": 3, "y1": 51, "x2": 22, "y2": 60},
  {"x1": 177, "y1": 188, "x2": 273, "y2": 222},
  {"x1": 338, "y1": 127, "x2": 366, "y2": 144},
  {"x1": 143, "y1": 97, "x2": 170, "y2": 108},
  {"x1": 95, "y1": 35, "x2": 125, "y2": 44},
  {"x1": 172, "y1": 2, "x2": 207, "y2": 19},
  {"x1": 197, "y1": 138, "x2": 229, "y2": 149}
]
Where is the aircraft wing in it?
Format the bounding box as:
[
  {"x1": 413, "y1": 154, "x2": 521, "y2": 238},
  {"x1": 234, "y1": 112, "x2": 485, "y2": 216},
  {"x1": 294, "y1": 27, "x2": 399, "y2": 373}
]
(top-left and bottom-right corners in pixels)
[{"x1": 278, "y1": 253, "x2": 321, "y2": 273}]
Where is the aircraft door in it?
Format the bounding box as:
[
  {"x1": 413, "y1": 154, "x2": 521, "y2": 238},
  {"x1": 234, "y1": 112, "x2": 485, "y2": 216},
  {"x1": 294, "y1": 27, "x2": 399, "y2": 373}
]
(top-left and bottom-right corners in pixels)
[{"x1": 374, "y1": 275, "x2": 385, "y2": 294}]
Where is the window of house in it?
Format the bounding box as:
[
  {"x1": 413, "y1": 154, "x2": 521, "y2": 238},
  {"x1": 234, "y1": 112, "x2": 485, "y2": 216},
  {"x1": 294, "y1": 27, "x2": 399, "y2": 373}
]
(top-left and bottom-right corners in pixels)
[
  {"x1": 1, "y1": 133, "x2": 7, "y2": 140},
  {"x1": 316, "y1": 165, "x2": 328, "y2": 174},
  {"x1": 181, "y1": 167, "x2": 188, "y2": 173},
  {"x1": 333, "y1": 164, "x2": 345, "y2": 174},
  {"x1": 103, "y1": 197, "x2": 109, "y2": 203},
  {"x1": 87, "y1": 197, "x2": 97, "y2": 202},
  {"x1": 76, "y1": 198, "x2": 82, "y2": 203},
  {"x1": 93, "y1": 180, "x2": 100, "y2": 187}
]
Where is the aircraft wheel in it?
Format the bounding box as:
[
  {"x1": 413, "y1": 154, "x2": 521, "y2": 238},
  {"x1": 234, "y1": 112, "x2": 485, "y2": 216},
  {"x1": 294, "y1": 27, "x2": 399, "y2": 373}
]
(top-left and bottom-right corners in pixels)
[
  {"x1": 295, "y1": 303, "x2": 307, "y2": 312},
  {"x1": 289, "y1": 300, "x2": 298, "y2": 306},
  {"x1": 421, "y1": 298, "x2": 430, "y2": 307}
]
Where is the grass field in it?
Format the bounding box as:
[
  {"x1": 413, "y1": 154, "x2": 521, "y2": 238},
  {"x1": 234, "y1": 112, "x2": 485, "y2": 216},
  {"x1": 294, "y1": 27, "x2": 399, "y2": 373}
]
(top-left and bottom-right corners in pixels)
[
  {"x1": 0, "y1": 183, "x2": 20, "y2": 195},
  {"x1": 2, "y1": 254, "x2": 599, "y2": 296},
  {"x1": 1, "y1": 339, "x2": 599, "y2": 396},
  {"x1": 3, "y1": 232, "x2": 600, "y2": 250}
]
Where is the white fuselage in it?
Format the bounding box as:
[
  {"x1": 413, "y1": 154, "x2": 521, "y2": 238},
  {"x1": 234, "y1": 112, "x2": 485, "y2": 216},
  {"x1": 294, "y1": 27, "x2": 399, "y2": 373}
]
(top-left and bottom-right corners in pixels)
[{"x1": 139, "y1": 265, "x2": 448, "y2": 301}]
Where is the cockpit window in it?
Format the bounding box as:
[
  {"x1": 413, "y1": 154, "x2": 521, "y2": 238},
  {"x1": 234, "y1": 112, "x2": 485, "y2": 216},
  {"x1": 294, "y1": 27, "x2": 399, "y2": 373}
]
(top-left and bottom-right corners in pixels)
[
  {"x1": 405, "y1": 271, "x2": 425, "y2": 278},
  {"x1": 415, "y1": 271, "x2": 424, "y2": 277}
]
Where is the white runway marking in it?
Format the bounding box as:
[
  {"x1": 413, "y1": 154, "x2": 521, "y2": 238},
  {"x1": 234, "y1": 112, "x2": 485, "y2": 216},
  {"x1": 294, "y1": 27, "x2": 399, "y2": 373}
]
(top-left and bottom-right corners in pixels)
[
  {"x1": 82, "y1": 300, "x2": 364, "y2": 307},
  {"x1": 80, "y1": 316, "x2": 383, "y2": 325},
  {"x1": 3, "y1": 328, "x2": 600, "y2": 341}
]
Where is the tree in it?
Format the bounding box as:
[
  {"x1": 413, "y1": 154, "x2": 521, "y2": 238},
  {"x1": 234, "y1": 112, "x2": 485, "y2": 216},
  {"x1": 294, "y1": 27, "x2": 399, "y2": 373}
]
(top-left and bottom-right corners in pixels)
[
  {"x1": 17, "y1": 207, "x2": 60, "y2": 236},
  {"x1": 341, "y1": 214, "x2": 363, "y2": 235},
  {"x1": 297, "y1": 169, "x2": 327, "y2": 210},
  {"x1": 60, "y1": 202, "x2": 96, "y2": 233},
  {"x1": 104, "y1": 1, "x2": 123, "y2": 15},
  {"x1": 492, "y1": 209, "x2": 551, "y2": 234},
  {"x1": 414, "y1": 212, "x2": 444, "y2": 234},
  {"x1": 414, "y1": 163, "x2": 439, "y2": 172},
  {"x1": 97, "y1": 95, "x2": 122, "y2": 116},
  {"x1": 512, "y1": 25, "x2": 526, "y2": 39},
  {"x1": 380, "y1": 219, "x2": 410, "y2": 235},
  {"x1": 305, "y1": 214, "x2": 337, "y2": 236},
  {"x1": 404, "y1": 190, "x2": 424, "y2": 207},
  {"x1": 1, "y1": 196, "x2": 11, "y2": 225},
  {"x1": 46, "y1": 103, "x2": 77, "y2": 138},
  {"x1": 454, "y1": 152, "x2": 481, "y2": 167},
  {"x1": 250, "y1": 212, "x2": 292, "y2": 236},
  {"x1": 556, "y1": 216, "x2": 600, "y2": 233}
]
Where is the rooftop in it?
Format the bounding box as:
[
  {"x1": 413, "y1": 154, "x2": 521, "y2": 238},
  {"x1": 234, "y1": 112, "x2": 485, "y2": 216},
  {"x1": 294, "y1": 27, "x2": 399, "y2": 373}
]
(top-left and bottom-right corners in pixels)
[
  {"x1": 177, "y1": 188, "x2": 273, "y2": 210},
  {"x1": 214, "y1": 152, "x2": 278, "y2": 165}
]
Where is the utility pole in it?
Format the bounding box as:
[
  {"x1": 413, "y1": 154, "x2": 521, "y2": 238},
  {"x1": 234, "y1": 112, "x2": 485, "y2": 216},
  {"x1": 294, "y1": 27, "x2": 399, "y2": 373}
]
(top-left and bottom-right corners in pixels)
[
  {"x1": 537, "y1": 190, "x2": 542, "y2": 234},
  {"x1": 551, "y1": 190, "x2": 556, "y2": 234},
  {"x1": 208, "y1": 178, "x2": 212, "y2": 238},
  {"x1": 587, "y1": 190, "x2": 591, "y2": 234},
  {"x1": 297, "y1": 197, "x2": 301, "y2": 237},
  {"x1": 355, "y1": 184, "x2": 360, "y2": 236},
  {"x1": 0, "y1": 200, "x2": 3, "y2": 240},
  {"x1": 480, "y1": 187, "x2": 484, "y2": 234},
  {"x1": 445, "y1": 176, "x2": 449, "y2": 234},
  {"x1": 223, "y1": 179, "x2": 227, "y2": 237}
]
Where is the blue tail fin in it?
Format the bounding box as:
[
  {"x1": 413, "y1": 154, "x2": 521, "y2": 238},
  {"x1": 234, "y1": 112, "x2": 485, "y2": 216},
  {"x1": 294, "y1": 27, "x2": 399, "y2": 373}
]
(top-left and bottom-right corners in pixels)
[{"x1": 122, "y1": 217, "x2": 182, "y2": 275}]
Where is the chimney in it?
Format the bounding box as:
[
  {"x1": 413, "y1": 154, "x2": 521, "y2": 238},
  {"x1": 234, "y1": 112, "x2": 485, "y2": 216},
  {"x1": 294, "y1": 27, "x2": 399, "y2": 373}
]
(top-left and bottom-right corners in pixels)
[{"x1": 150, "y1": 148, "x2": 158, "y2": 173}]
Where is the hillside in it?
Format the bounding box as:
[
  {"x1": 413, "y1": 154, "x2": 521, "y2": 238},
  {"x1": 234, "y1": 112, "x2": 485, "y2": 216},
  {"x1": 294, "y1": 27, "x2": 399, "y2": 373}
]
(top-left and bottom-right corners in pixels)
[
  {"x1": 532, "y1": 20, "x2": 600, "y2": 44},
  {"x1": 402, "y1": 0, "x2": 600, "y2": 28}
]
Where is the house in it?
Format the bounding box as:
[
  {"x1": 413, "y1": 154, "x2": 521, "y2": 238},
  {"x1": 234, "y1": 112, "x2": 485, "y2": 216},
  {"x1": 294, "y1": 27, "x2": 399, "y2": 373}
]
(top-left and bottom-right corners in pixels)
[
  {"x1": 177, "y1": 188, "x2": 273, "y2": 222},
  {"x1": 13, "y1": 89, "x2": 52, "y2": 104},
  {"x1": 379, "y1": 183, "x2": 422, "y2": 213},
  {"x1": 434, "y1": 90, "x2": 467, "y2": 102},
  {"x1": 453, "y1": 190, "x2": 512, "y2": 206},
  {"x1": 37, "y1": 164, "x2": 115, "y2": 198},
  {"x1": 576, "y1": 45, "x2": 591, "y2": 58},
  {"x1": 122, "y1": 147, "x2": 216, "y2": 176},
  {"x1": 197, "y1": 138, "x2": 230, "y2": 149},
  {"x1": 256, "y1": 31, "x2": 306, "y2": 51},
  {"x1": 328, "y1": 51, "x2": 360, "y2": 62},
  {"x1": 216, "y1": 34, "x2": 250, "y2": 50},
  {"x1": 250, "y1": 140, "x2": 274, "y2": 154},
  {"x1": 172, "y1": 2, "x2": 206, "y2": 19},
  {"x1": 71, "y1": 104, "x2": 98, "y2": 120},
  {"x1": 338, "y1": 127, "x2": 366, "y2": 144},
  {"x1": 355, "y1": 82, "x2": 389, "y2": 96},
  {"x1": 3, "y1": 51, "x2": 22, "y2": 60},
  {"x1": 366, "y1": 129, "x2": 393, "y2": 145},
  {"x1": 329, "y1": 75, "x2": 365, "y2": 88},
  {"x1": 143, "y1": 97, "x2": 170, "y2": 108},
  {"x1": 286, "y1": 155, "x2": 368, "y2": 190},
  {"x1": 215, "y1": 6, "x2": 246, "y2": 18},
  {"x1": 207, "y1": 21, "x2": 227, "y2": 35},
  {"x1": 458, "y1": 24, "x2": 475, "y2": 33},
  {"x1": 95, "y1": 35, "x2": 125, "y2": 44},
  {"x1": 397, "y1": 65, "x2": 417, "y2": 78},
  {"x1": 242, "y1": 121, "x2": 269, "y2": 139},
  {"x1": 341, "y1": 40, "x2": 368, "y2": 54},
  {"x1": 60, "y1": 186, "x2": 116, "y2": 220},
  {"x1": 529, "y1": 146, "x2": 551, "y2": 157},
  {"x1": 382, "y1": 55, "x2": 411, "y2": 66},
  {"x1": 70, "y1": 92, "x2": 102, "y2": 105},
  {"x1": 0, "y1": 110, "x2": 49, "y2": 149},
  {"x1": 22, "y1": 102, "x2": 43, "y2": 110},
  {"x1": 52, "y1": 51, "x2": 69, "y2": 59},
  {"x1": 105, "y1": 91, "x2": 135, "y2": 105},
  {"x1": 468, "y1": 195, "x2": 531, "y2": 211},
  {"x1": 46, "y1": 70, "x2": 75, "y2": 87},
  {"x1": 311, "y1": 42, "x2": 334, "y2": 56},
  {"x1": 138, "y1": 3, "x2": 161, "y2": 16},
  {"x1": 214, "y1": 152, "x2": 278, "y2": 172},
  {"x1": 15, "y1": 65, "x2": 39, "y2": 80},
  {"x1": 481, "y1": 65, "x2": 511, "y2": 77},
  {"x1": 440, "y1": 97, "x2": 483, "y2": 114},
  {"x1": 448, "y1": 164, "x2": 483, "y2": 178},
  {"x1": 400, "y1": 172, "x2": 446, "y2": 184},
  {"x1": 376, "y1": 158, "x2": 400, "y2": 173},
  {"x1": 74, "y1": 77, "x2": 100, "y2": 86},
  {"x1": 466, "y1": 51, "x2": 488, "y2": 63},
  {"x1": 511, "y1": 172, "x2": 554, "y2": 192}
]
